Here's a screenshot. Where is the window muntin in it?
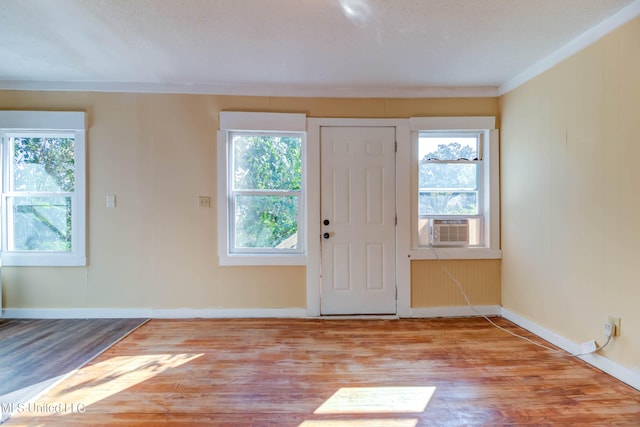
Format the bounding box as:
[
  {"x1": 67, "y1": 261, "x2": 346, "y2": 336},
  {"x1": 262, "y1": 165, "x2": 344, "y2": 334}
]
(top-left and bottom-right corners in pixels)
[
  {"x1": 418, "y1": 132, "x2": 483, "y2": 246},
  {"x1": 229, "y1": 132, "x2": 304, "y2": 254}
]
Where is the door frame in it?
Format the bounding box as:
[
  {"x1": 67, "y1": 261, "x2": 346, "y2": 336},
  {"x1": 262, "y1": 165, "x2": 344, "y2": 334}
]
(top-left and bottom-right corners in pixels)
[{"x1": 306, "y1": 118, "x2": 411, "y2": 317}]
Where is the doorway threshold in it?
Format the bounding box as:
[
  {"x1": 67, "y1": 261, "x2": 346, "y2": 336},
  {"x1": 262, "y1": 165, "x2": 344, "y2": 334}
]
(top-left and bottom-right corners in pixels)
[{"x1": 320, "y1": 314, "x2": 400, "y2": 320}]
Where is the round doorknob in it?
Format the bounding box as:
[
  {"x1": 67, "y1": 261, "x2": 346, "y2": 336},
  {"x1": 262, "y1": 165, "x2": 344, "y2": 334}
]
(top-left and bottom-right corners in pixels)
[{"x1": 323, "y1": 232, "x2": 330, "y2": 239}]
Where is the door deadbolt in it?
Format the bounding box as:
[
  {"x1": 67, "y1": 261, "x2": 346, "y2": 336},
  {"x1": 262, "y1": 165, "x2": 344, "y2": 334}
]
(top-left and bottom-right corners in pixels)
[{"x1": 323, "y1": 219, "x2": 330, "y2": 226}]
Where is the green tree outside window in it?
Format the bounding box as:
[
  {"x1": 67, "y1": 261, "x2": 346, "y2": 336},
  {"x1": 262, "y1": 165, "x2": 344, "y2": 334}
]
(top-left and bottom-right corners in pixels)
[
  {"x1": 9, "y1": 136, "x2": 75, "y2": 251},
  {"x1": 232, "y1": 134, "x2": 302, "y2": 249}
]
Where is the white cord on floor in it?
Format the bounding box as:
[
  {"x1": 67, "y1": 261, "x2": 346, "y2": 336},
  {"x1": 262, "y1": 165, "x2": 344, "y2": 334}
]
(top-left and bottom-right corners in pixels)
[{"x1": 428, "y1": 244, "x2": 612, "y2": 357}]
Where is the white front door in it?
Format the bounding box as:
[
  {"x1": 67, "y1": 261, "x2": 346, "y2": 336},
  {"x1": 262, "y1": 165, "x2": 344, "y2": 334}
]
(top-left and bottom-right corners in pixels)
[{"x1": 320, "y1": 126, "x2": 396, "y2": 315}]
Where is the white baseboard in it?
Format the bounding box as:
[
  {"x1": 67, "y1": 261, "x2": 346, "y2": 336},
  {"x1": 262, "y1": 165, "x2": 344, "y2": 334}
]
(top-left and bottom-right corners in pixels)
[
  {"x1": 151, "y1": 308, "x2": 308, "y2": 318},
  {"x1": 320, "y1": 315, "x2": 400, "y2": 320},
  {"x1": 1, "y1": 308, "x2": 153, "y2": 319},
  {"x1": 1, "y1": 307, "x2": 308, "y2": 319},
  {"x1": 409, "y1": 305, "x2": 502, "y2": 318},
  {"x1": 502, "y1": 308, "x2": 640, "y2": 391},
  {"x1": 2, "y1": 305, "x2": 501, "y2": 319}
]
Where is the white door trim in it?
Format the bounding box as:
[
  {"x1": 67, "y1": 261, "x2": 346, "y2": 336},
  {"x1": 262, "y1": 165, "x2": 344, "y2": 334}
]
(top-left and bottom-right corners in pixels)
[{"x1": 306, "y1": 118, "x2": 411, "y2": 317}]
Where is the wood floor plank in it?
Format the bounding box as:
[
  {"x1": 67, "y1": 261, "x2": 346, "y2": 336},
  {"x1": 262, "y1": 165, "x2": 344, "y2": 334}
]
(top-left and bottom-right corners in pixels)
[
  {"x1": 0, "y1": 318, "x2": 147, "y2": 423},
  {"x1": 3, "y1": 318, "x2": 639, "y2": 426}
]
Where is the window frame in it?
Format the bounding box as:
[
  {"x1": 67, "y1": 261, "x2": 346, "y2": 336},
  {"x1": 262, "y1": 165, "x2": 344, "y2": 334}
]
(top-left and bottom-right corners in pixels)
[
  {"x1": 0, "y1": 111, "x2": 87, "y2": 266},
  {"x1": 409, "y1": 116, "x2": 500, "y2": 259},
  {"x1": 217, "y1": 112, "x2": 307, "y2": 266}
]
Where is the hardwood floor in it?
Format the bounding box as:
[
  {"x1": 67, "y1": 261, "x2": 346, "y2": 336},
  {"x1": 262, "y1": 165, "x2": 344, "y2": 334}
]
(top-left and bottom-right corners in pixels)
[
  {"x1": 4, "y1": 318, "x2": 639, "y2": 426},
  {"x1": 0, "y1": 318, "x2": 147, "y2": 423}
]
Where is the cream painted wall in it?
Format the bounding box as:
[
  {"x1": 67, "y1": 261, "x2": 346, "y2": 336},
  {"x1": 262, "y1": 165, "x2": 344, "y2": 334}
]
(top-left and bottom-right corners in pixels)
[
  {"x1": 500, "y1": 18, "x2": 640, "y2": 370},
  {"x1": 0, "y1": 92, "x2": 498, "y2": 310}
]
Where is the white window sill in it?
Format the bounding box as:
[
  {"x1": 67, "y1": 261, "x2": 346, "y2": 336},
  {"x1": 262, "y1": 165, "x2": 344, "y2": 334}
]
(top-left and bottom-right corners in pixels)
[
  {"x1": 410, "y1": 247, "x2": 502, "y2": 260},
  {"x1": 219, "y1": 254, "x2": 307, "y2": 266}
]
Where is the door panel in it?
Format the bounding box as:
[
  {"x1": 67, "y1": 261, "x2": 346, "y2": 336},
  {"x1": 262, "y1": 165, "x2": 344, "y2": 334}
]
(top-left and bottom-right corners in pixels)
[{"x1": 320, "y1": 126, "x2": 396, "y2": 315}]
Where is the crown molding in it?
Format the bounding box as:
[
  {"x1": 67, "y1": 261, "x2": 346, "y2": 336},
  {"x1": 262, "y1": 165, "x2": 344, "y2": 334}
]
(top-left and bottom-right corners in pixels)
[
  {"x1": 499, "y1": 0, "x2": 640, "y2": 95},
  {"x1": 0, "y1": 79, "x2": 498, "y2": 99}
]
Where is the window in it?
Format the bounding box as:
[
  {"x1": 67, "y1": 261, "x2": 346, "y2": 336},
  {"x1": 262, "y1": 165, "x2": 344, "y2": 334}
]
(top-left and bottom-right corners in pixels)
[
  {"x1": 230, "y1": 132, "x2": 303, "y2": 253},
  {"x1": 418, "y1": 132, "x2": 483, "y2": 246},
  {"x1": 410, "y1": 116, "x2": 500, "y2": 258},
  {"x1": 218, "y1": 112, "x2": 307, "y2": 265},
  {"x1": 0, "y1": 111, "x2": 86, "y2": 266}
]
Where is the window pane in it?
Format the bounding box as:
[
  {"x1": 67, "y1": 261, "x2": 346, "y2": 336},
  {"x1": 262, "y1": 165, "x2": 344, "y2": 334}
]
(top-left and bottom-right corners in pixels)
[
  {"x1": 232, "y1": 134, "x2": 302, "y2": 190},
  {"x1": 419, "y1": 163, "x2": 477, "y2": 189},
  {"x1": 6, "y1": 196, "x2": 72, "y2": 251},
  {"x1": 234, "y1": 195, "x2": 299, "y2": 249},
  {"x1": 11, "y1": 136, "x2": 75, "y2": 192},
  {"x1": 418, "y1": 136, "x2": 478, "y2": 161},
  {"x1": 419, "y1": 191, "x2": 478, "y2": 215}
]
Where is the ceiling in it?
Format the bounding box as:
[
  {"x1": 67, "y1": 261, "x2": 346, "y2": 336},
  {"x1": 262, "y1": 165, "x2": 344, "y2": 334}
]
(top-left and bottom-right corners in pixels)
[{"x1": 1, "y1": 0, "x2": 638, "y2": 97}]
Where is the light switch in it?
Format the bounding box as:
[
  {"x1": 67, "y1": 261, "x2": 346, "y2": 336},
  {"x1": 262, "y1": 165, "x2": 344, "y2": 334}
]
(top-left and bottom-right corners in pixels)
[{"x1": 106, "y1": 194, "x2": 116, "y2": 208}]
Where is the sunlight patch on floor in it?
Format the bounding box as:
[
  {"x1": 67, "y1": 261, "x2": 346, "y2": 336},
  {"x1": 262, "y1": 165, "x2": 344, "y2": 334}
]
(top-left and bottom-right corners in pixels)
[
  {"x1": 314, "y1": 386, "x2": 436, "y2": 415},
  {"x1": 10, "y1": 353, "x2": 202, "y2": 419},
  {"x1": 299, "y1": 419, "x2": 418, "y2": 427}
]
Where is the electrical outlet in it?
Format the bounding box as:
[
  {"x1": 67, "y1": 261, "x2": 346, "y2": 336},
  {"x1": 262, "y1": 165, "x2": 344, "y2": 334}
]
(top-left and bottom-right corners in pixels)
[
  {"x1": 198, "y1": 196, "x2": 211, "y2": 208},
  {"x1": 607, "y1": 316, "x2": 620, "y2": 336}
]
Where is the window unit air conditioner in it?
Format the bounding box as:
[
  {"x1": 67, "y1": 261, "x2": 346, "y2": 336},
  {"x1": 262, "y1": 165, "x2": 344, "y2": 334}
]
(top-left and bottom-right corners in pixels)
[{"x1": 429, "y1": 219, "x2": 469, "y2": 246}]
